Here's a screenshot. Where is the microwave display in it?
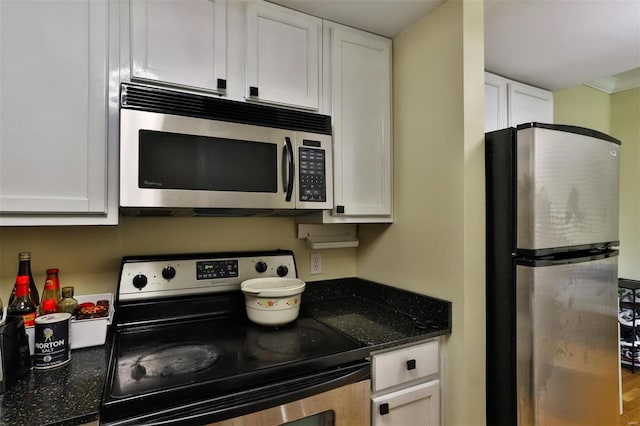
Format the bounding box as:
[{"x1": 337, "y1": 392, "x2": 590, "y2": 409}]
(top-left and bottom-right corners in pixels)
[{"x1": 138, "y1": 130, "x2": 278, "y2": 193}]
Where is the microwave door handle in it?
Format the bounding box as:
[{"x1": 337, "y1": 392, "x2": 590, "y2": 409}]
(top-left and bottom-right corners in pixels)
[{"x1": 282, "y1": 137, "x2": 295, "y2": 202}]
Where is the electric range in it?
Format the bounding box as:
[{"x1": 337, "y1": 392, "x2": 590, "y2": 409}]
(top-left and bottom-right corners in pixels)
[{"x1": 100, "y1": 250, "x2": 370, "y2": 425}]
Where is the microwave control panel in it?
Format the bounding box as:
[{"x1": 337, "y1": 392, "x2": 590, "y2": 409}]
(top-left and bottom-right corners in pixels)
[{"x1": 298, "y1": 146, "x2": 326, "y2": 202}]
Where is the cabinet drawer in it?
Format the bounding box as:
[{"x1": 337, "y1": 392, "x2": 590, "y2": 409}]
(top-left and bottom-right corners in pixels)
[
  {"x1": 371, "y1": 379, "x2": 440, "y2": 426},
  {"x1": 372, "y1": 340, "x2": 438, "y2": 392}
]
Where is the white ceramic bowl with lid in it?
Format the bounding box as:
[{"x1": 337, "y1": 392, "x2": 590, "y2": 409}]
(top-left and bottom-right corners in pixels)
[{"x1": 240, "y1": 278, "x2": 305, "y2": 326}]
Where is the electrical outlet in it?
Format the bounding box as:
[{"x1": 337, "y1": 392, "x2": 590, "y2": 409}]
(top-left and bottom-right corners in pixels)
[{"x1": 310, "y1": 253, "x2": 322, "y2": 275}]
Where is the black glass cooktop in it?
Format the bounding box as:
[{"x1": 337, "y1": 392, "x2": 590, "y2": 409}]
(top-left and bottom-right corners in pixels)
[{"x1": 109, "y1": 315, "x2": 365, "y2": 399}]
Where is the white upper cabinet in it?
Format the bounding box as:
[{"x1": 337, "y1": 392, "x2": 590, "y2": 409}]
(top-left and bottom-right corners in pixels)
[
  {"x1": 484, "y1": 72, "x2": 508, "y2": 132},
  {"x1": 320, "y1": 22, "x2": 392, "y2": 222},
  {"x1": 507, "y1": 80, "x2": 554, "y2": 126},
  {"x1": 129, "y1": 0, "x2": 227, "y2": 94},
  {"x1": 484, "y1": 72, "x2": 553, "y2": 132},
  {"x1": 0, "y1": 0, "x2": 118, "y2": 225},
  {"x1": 245, "y1": 1, "x2": 321, "y2": 110}
]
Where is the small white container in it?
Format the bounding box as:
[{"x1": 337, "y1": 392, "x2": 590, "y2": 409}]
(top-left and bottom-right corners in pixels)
[
  {"x1": 241, "y1": 278, "x2": 305, "y2": 326},
  {"x1": 25, "y1": 292, "x2": 114, "y2": 355}
]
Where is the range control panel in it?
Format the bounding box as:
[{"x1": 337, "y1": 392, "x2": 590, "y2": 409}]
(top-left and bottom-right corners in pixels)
[{"x1": 117, "y1": 251, "x2": 297, "y2": 302}]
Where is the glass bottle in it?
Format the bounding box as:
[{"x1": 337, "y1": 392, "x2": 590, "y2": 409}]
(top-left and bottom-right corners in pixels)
[
  {"x1": 40, "y1": 269, "x2": 62, "y2": 315},
  {"x1": 8, "y1": 275, "x2": 37, "y2": 327},
  {"x1": 57, "y1": 286, "x2": 79, "y2": 319},
  {"x1": 8, "y1": 252, "x2": 40, "y2": 307}
]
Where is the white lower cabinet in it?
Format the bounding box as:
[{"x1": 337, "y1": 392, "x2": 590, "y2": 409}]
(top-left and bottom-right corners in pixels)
[
  {"x1": 372, "y1": 379, "x2": 440, "y2": 426},
  {"x1": 371, "y1": 340, "x2": 441, "y2": 426}
]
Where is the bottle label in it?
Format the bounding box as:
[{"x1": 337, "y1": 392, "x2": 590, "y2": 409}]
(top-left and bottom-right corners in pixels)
[{"x1": 21, "y1": 311, "x2": 36, "y2": 327}]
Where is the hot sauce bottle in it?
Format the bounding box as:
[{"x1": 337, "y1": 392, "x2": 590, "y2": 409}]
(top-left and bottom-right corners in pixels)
[
  {"x1": 40, "y1": 269, "x2": 62, "y2": 315},
  {"x1": 8, "y1": 275, "x2": 37, "y2": 327}
]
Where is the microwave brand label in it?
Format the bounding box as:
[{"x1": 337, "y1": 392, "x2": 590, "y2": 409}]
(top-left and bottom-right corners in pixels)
[{"x1": 143, "y1": 180, "x2": 163, "y2": 187}]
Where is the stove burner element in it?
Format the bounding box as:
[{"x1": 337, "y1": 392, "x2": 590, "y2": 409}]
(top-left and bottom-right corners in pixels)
[{"x1": 130, "y1": 344, "x2": 222, "y2": 381}]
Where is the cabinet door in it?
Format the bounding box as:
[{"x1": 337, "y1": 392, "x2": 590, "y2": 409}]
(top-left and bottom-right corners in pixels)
[
  {"x1": 372, "y1": 380, "x2": 440, "y2": 426},
  {"x1": 246, "y1": 0, "x2": 321, "y2": 109},
  {"x1": 130, "y1": 0, "x2": 227, "y2": 93},
  {"x1": 0, "y1": 0, "x2": 109, "y2": 217},
  {"x1": 507, "y1": 81, "x2": 553, "y2": 126},
  {"x1": 485, "y1": 72, "x2": 508, "y2": 132},
  {"x1": 328, "y1": 24, "x2": 392, "y2": 217}
]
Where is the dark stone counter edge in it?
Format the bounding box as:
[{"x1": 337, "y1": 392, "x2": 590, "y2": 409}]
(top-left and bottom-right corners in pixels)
[{"x1": 367, "y1": 328, "x2": 452, "y2": 353}]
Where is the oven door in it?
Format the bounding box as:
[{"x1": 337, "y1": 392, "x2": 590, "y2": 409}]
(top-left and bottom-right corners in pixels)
[
  {"x1": 120, "y1": 109, "x2": 296, "y2": 210},
  {"x1": 214, "y1": 379, "x2": 371, "y2": 426}
]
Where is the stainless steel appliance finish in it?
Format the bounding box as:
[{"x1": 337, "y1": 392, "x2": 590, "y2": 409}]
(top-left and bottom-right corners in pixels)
[
  {"x1": 486, "y1": 123, "x2": 621, "y2": 426},
  {"x1": 100, "y1": 250, "x2": 370, "y2": 425},
  {"x1": 119, "y1": 83, "x2": 333, "y2": 215},
  {"x1": 516, "y1": 126, "x2": 620, "y2": 251},
  {"x1": 515, "y1": 255, "x2": 619, "y2": 425},
  {"x1": 117, "y1": 251, "x2": 297, "y2": 301}
]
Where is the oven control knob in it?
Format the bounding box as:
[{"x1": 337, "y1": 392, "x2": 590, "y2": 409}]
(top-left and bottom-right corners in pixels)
[
  {"x1": 162, "y1": 266, "x2": 176, "y2": 280},
  {"x1": 132, "y1": 274, "x2": 148, "y2": 290},
  {"x1": 255, "y1": 261, "x2": 268, "y2": 273},
  {"x1": 277, "y1": 265, "x2": 288, "y2": 277}
]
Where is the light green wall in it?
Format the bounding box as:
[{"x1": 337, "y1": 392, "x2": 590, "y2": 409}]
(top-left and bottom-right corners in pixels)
[
  {"x1": 0, "y1": 216, "x2": 356, "y2": 297},
  {"x1": 553, "y1": 85, "x2": 611, "y2": 134},
  {"x1": 358, "y1": 0, "x2": 486, "y2": 424},
  {"x1": 612, "y1": 88, "x2": 640, "y2": 279},
  {"x1": 553, "y1": 86, "x2": 640, "y2": 280}
]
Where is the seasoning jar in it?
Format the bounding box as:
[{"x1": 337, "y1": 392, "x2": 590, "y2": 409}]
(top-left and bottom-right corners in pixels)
[{"x1": 57, "y1": 286, "x2": 79, "y2": 319}]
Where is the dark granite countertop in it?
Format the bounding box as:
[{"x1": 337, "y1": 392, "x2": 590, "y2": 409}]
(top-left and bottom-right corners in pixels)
[
  {"x1": 303, "y1": 278, "x2": 452, "y2": 351},
  {"x1": 0, "y1": 342, "x2": 110, "y2": 426},
  {"x1": 0, "y1": 277, "x2": 451, "y2": 425}
]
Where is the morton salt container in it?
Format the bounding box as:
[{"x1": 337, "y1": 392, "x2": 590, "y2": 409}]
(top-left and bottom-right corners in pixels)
[{"x1": 34, "y1": 313, "x2": 71, "y2": 369}]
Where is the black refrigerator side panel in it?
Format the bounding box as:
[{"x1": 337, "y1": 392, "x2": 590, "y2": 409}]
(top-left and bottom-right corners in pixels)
[{"x1": 485, "y1": 128, "x2": 517, "y2": 426}]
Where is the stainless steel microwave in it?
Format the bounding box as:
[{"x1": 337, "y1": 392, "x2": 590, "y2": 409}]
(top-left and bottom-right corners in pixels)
[{"x1": 119, "y1": 84, "x2": 333, "y2": 216}]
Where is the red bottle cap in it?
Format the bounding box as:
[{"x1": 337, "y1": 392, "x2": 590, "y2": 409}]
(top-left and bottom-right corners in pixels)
[{"x1": 46, "y1": 268, "x2": 59, "y2": 274}]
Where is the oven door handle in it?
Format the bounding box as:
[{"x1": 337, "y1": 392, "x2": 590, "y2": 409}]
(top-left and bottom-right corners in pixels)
[{"x1": 282, "y1": 137, "x2": 295, "y2": 202}]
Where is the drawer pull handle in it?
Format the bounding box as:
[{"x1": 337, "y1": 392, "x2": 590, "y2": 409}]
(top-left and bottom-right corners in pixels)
[
  {"x1": 406, "y1": 359, "x2": 416, "y2": 370},
  {"x1": 379, "y1": 403, "x2": 390, "y2": 415}
]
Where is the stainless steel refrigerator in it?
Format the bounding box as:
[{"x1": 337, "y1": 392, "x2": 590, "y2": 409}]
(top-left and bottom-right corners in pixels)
[{"x1": 485, "y1": 123, "x2": 621, "y2": 425}]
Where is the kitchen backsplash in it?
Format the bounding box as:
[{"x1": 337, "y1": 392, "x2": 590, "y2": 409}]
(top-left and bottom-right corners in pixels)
[{"x1": 0, "y1": 216, "x2": 356, "y2": 299}]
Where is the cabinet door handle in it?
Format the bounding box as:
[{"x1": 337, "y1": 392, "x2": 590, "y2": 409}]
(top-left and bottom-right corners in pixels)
[
  {"x1": 217, "y1": 79, "x2": 227, "y2": 91},
  {"x1": 336, "y1": 205, "x2": 345, "y2": 214},
  {"x1": 407, "y1": 359, "x2": 416, "y2": 370},
  {"x1": 250, "y1": 86, "x2": 259, "y2": 97},
  {"x1": 379, "y1": 403, "x2": 390, "y2": 416}
]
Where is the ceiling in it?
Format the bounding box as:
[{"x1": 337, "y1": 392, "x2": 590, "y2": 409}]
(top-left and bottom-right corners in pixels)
[{"x1": 269, "y1": 0, "x2": 640, "y2": 93}]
